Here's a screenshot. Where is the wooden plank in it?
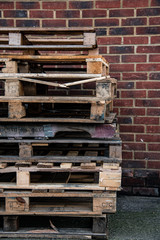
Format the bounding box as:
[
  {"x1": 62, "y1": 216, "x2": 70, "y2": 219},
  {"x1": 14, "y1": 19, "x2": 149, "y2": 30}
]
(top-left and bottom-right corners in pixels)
[
  {"x1": 17, "y1": 171, "x2": 30, "y2": 187},
  {"x1": 19, "y1": 77, "x2": 67, "y2": 88},
  {"x1": 15, "y1": 162, "x2": 32, "y2": 167},
  {"x1": 37, "y1": 163, "x2": 53, "y2": 168},
  {"x1": 81, "y1": 163, "x2": 96, "y2": 169},
  {"x1": 64, "y1": 76, "x2": 106, "y2": 87},
  {"x1": 0, "y1": 45, "x2": 94, "y2": 50},
  {"x1": 103, "y1": 163, "x2": 119, "y2": 170}
]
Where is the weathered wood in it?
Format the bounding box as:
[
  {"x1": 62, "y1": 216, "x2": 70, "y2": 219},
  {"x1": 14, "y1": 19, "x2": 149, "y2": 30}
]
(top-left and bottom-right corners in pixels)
[
  {"x1": 17, "y1": 171, "x2": 30, "y2": 187},
  {"x1": 90, "y1": 101, "x2": 106, "y2": 121},
  {"x1": 64, "y1": 76, "x2": 106, "y2": 87},
  {"x1": 6, "y1": 197, "x2": 29, "y2": 212},
  {"x1": 19, "y1": 143, "x2": 33, "y2": 158},
  {"x1": 83, "y1": 32, "x2": 96, "y2": 46},
  {"x1": 109, "y1": 145, "x2": 122, "y2": 160},
  {"x1": 19, "y1": 77, "x2": 67, "y2": 88},
  {"x1": 0, "y1": 163, "x2": 7, "y2": 169},
  {"x1": 37, "y1": 163, "x2": 54, "y2": 168},
  {"x1": 8, "y1": 102, "x2": 26, "y2": 119},
  {"x1": 81, "y1": 163, "x2": 96, "y2": 169},
  {"x1": 9, "y1": 33, "x2": 23, "y2": 46},
  {"x1": 92, "y1": 217, "x2": 107, "y2": 233},
  {"x1": 5, "y1": 80, "x2": 24, "y2": 97},
  {"x1": 3, "y1": 216, "x2": 19, "y2": 232},
  {"x1": 2, "y1": 61, "x2": 18, "y2": 73},
  {"x1": 99, "y1": 168, "x2": 121, "y2": 189},
  {"x1": 60, "y1": 163, "x2": 72, "y2": 169},
  {"x1": 15, "y1": 162, "x2": 32, "y2": 167},
  {"x1": 93, "y1": 197, "x2": 116, "y2": 213}
]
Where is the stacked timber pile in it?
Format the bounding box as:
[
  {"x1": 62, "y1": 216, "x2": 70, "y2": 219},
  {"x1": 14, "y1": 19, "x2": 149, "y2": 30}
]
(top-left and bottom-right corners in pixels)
[{"x1": 0, "y1": 28, "x2": 122, "y2": 240}]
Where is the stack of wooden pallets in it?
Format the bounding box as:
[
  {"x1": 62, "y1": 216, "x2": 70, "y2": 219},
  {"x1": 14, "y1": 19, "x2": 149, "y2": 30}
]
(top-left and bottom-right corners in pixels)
[{"x1": 0, "y1": 28, "x2": 122, "y2": 239}]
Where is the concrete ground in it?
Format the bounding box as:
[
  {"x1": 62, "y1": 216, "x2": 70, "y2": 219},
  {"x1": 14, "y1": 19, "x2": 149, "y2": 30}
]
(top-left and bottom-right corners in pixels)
[{"x1": 109, "y1": 195, "x2": 160, "y2": 240}]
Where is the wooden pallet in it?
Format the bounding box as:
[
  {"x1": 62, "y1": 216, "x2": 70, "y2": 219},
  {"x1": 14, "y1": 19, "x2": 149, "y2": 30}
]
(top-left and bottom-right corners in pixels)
[
  {"x1": 0, "y1": 215, "x2": 108, "y2": 239},
  {"x1": 0, "y1": 27, "x2": 97, "y2": 52},
  {"x1": 0, "y1": 190, "x2": 116, "y2": 215},
  {"x1": 0, "y1": 96, "x2": 113, "y2": 122}
]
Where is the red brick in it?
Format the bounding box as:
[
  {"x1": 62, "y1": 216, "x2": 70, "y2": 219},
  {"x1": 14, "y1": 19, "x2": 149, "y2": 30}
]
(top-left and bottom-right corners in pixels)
[
  {"x1": 133, "y1": 187, "x2": 159, "y2": 196},
  {"x1": 148, "y1": 90, "x2": 160, "y2": 98},
  {"x1": 120, "y1": 125, "x2": 144, "y2": 133},
  {"x1": 149, "y1": 17, "x2": 160, "y2": 25},
  {"x1": 122, "y1": 152, "x2": 133, "y2": 159},
  {"x1": 149, "y1": 73, "x2": 160, "y2": 80},
  {"x1": 151, "y1": 36, "x2": 160, "y2": 44},
  {"x1": 56, "y1": 10, "x2": 80, "y2": 18},
  {"x1": 123, "y1": 0, "x2": 149, "y2": 8},
  {"x1": 149, "y1": 55, "x2": 160, "y2": 62},
  {"x1": 110, "y1": 73, "x2": 121, "y2": 80},
  {"x1": 95, "y1": 19, "x2": 119, "y2": 27},
  {"x1": 110, "y1": 27, "x2": 134, "y2": 35},
  {"x1": 121, "y1": 90, "x2": 146, "y2": 98},
  {"x1": 110, "y1": 64, "x2": 134, "y2": 72},
  {"x1": 136, "y1": 134, "x2": 160, "y2": 142},
  {"x1": 137, "y1": 46, "x2": 160, "y2": 53},
  {"x1": 147, "y1": 108, "x2": 160, "y2": 116},
  {"x1": 151, "y1": 0, "x2": 160, "y2": 6},
  {"x1": 83, "y1": 10, "x2": 106, "y2": 18},
  {"x1": 123, "y1": 143, "x2": 145, "y2": 151},
  {"x1": 117, "y1": 82, "x2": 134, "y2": 89},
  {"x1": 96, "y1": 0, "x2": 120, "y2": 8},
  {"x1": 122, "y1": 18, "x2": 147, "y2": 26},
  {"x1": 98, "y1": 46, "x2": 107, "y2": 54},
  {"x1": 148, "y1": 161, "x2": 160, "y2": 169},
  {"x1": 69, "y1": 19, "x2": 92, "y2": 27},
  {"x1": 109, "y1": 9, "x2": 134, "y2": 17},
  {"x1": 113, "y1": 107, "x2": 119, "y2": 115},
  {"x1": 30, "y1": 10, "x2": 53, "y2": 18},
  {"x1": 120, "y1": 134, "x2": 134, "y2": 141},
  {"x1": 147, "y1": 126, "x2": 160, "y2": 133},
  {"x1": 122, "y1": 177, "x2": 145, "y2": 187},
  {"x1": 134, "y1": 117, "x2": 159, "y2": 125},
  {"x1": 98, "y1": 37, "x2": 121, "y2": 45},
  {"x1": 114, "y1": 99, "x2": 133, "y2": 107},
  {"x1": 123, "y1": 73, "x2": 147, "y2": 80},
  {"x1": 0, "y1": 2, "x2": 14, "y2": 9},
  {"x1": 69, "y1": 1, "x2": 93, "y2": 9},
  {"x1": 0, "y1": 19, "x2": 14, "y2": 27},
  {"x1": 135, "y1": 152, "x2": 160, "y2": 160},
  {"x1": 137, "y1": 64, "x2": 160, "y2": 72},
  {"x1": 122, "y1": 55, "x2": 146, "y2": 63},
  {"x1": 16, "y1": 2, "x2": 40, "y2": 9},
  {"x1": 120, "y1": 108, "x2": 145, "y2": 116},
  {"x1": 136, "y1": 99, "x2": 160, "y2": 107},
  {"x1": 137, "y1": 27, "x2": 160, "y2": 35},
  {"x1": 123, "y1": 37, "x2": 148, "y2": 45},
  {"x1": 148, "y1": 144, "x2": 160, "y2": 151},
  {"x1": 122, "y1": 160, "x2": 146, "y2": 168},
  {"x1": 136, "y1": 81, "x2": 160, "y2": 89},
  {"x1": 4, "y1": 10, "x2": 27, "y2": 18},
  {"x1": 122, "y1": 169, "x2": 134, "y2": 178},
  {"x1": 110, "y1": 46, "x2": 134, "y2": 54},
  {"x1": 137, "y1": 8, "x2": 160, "y2": 16},
  {"x1": 43, "y1": 2, "x2": 66, "y2": 9},
  {"x1": 104, "y1": 55, "x2": 120, "y2": 63},
  {"x1": 42, "y1": 20, "x2": 66, "y2": 28}
]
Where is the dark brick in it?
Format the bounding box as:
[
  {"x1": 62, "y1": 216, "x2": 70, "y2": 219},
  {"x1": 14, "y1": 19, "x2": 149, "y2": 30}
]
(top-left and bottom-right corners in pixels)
[
  {"x1": 95, "y1": 28, "x2": 107, "y2": 36},
  {"x1": 134, "y1": 170, "x2": 159, "y2": 178},
  {"x1": 110, "y1": 27, "x2": 134, "y2": 35},
  {"x1": 95, "y1": 19, "x2": 119, "y2": 27},
  {"x1": 123, "y1": 0, "x2": 149, "y2": 7},
  {"x1": 146, "y1": 177, "x2": 160, "y2": 187},
  {"x1": 122, "y1": 160, "x2": 146, "y2": 168},
  {"x1": 83, "y1": 10, "x2": 106, "y2": 18},
  {"x1": 121, "y1": 90, "x2": 146, "y2": 98},
  {"x1": 110, "y1": 9, "x2": 134, "y2": 17},
  {"x1": 16, "y1": 20, "x2": 39, "y2": 27},
  {"x1": 135, "y1": 152, "x2": 160, "y2": 160},
  {"x1": 99, "y1": 46, "x2": 107, "y2": 54},
  {"x1": 120, "y1": 108, "x2": 145, "y2": 116},
  {"x1": 123, "y1": 143, "x2": 146, "y2": 151},
  {"x1": 30, "y1": 10, "x2": 53, "y2": 18},
  {"x1": 122, "y1": 177, "x2": 145, "y2": 187},
  {"x1": 122, "y1": 152, "x2": 133, "y2": 159},
  {"x1": 137, "y1": 8, "x2": 160, "y2": 16},
  {"x1": 136, "y1": 134, "x2": 160, "y2": 142},
  {"x1": 0, "y1": 19, "x2": 14, "y2": 27},
  {"x1": 120, "y1": 125, "x2": 144, "y2": 133},
  {"x1": 43, "y1": 2, "x2": 66, "y2": 9},
  {"x1": 136, "y1": 99, "x2": 160, "y2": 107},
  {"x1": 150, "y1": 73, "x2": 160, "y2": 80},
  {"x1": 69, "y1": 1, "x2": 93, "y2": 9},
  {"x1": 148, "y1": 144, "x2": 160, "y2": 151},
  {"x1": 110, "y1": 46, "x2": 134, "y2": 54},
  {"x1": 56, "y1": 10, "x2": 80, "y2": 18},
  {"x1": 118, "y1": 117, "x2": 132, "y2": 124},
  {"x1": 133, "y1": 187, "x2": 159, "y2": 196},
  {"x1": 96, "y1": 0, "x2": 120, "y2": 8},
  {"x1": 4, "y1": 10, "x2": 27, "y2": 18},
  {"x1": 151, "y1": 0, "x2": 160, "y2": 6},
  {"x1": 16, "y1": 2, "x2": 40, "y2": 9},
  {"x1": 42, "y1": 20, "x2": 66, "y2": 27},
  {"x1": 148, "y1": 161, "x2": 160, "y2": 169},
  {"x1": 148, "y1": 91, "x2": 160, "y2": 98},
  {"x1": 120, "y1": 133, "x2": 134, "y2": 141},
  {"x1": 122, "y1": 169, "x2": 134, "y2": 177},
  {"x1": 122, "y1": 18, "x2": 147, "y2": 26},
  {"x1": 0, "y1": 2, "x2": 14, "y2": 9},
  {"x1": 69, "y1": 19, "x2": 92, "y2": 27},
  {"x1": 137, "y1": 27, "x2": 160, "y2": 35}
]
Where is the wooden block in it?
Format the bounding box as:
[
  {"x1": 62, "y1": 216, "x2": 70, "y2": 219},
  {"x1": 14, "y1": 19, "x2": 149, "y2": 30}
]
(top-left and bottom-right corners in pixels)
[
  {"x1": 37, "y1": 163, "x2": 53, "y2": 168},
  {"x1": 90, "y1": 101, "x2": 105, "y2": 121},
  {"x1": 8, "y1": 102, "x2": 26, "y2": 119},
  {"x1": 3, "y1": 216, "x2": 19, "y2": 232},
  {"x1": 67, "y1": 151, "x2": 79, "y2": 156},
  {"x1": 6, "y1": 197, "x2": 29, "y2": 212},
  {"x1": 96, "y1": 82, "x2": 111, "y2": 98},
  {"x1": 60, "y1": 163, "x2": 72, "y2": 169},
  {"x1": 109, "y1": 145, "x2": 122, "y2": 160},
  {"x1": 19, "y1": 143, "x2": 33, "y2": 158},
  {"x1": 9, "y1": 33, "x2": 23, "y2": 46},
  {"x1": 2, "y1": 61, "x2": 18, "y2": 73},
  {"x1": 0, "y1": 163, "x2": 7, "y2": 169},
  {"x1": 103, "y1": 163, "x2": 119, "y2": 170},
  {"x1": 84, "y1": 151, "x2": 98, "y2": 156},
  {"x1": 83, "y1": 32, "x2": 96, "y2": 46},
  {"x1": 99, "y1": 170, "x2": 121, "y2": 188},
  {"x1": 15, "y1": 162, "x2": 32, "y2": 167},
  {"x1": 81, "y1": 163, "x2": 96, "y2": 169},
  {"x1": 5, "y1": 79, "x2": 24, "y2": 97},
  {"x1": 17, "y1": 171, "x2": 30, "y2": 187},
  {"x1": 87, "y1": 61, "x2": 103, "y2": 74},
  {"x1": 93, "y1": 197, "x2": 116, "y2": 213}
]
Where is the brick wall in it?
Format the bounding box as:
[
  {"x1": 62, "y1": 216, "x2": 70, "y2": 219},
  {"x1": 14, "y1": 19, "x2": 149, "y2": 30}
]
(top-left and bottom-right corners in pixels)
[{"x1": 0, "y1": 0, "x2": 160, "y2": 196}]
